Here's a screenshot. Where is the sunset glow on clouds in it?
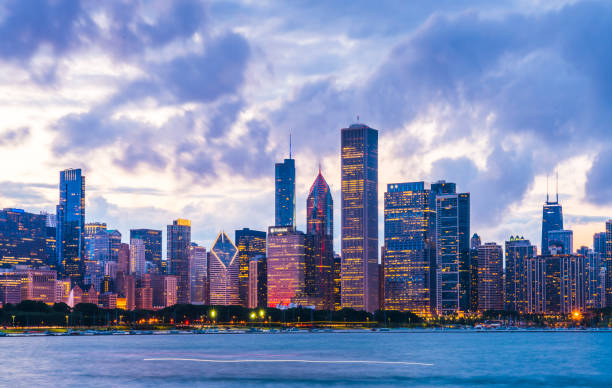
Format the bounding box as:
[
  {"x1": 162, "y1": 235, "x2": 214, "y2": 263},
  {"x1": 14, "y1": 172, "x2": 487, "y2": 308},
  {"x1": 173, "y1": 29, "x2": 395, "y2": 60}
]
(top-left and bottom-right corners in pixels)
[{"x1": 1, "y1": 0, "x2": 611, "y2": 252}]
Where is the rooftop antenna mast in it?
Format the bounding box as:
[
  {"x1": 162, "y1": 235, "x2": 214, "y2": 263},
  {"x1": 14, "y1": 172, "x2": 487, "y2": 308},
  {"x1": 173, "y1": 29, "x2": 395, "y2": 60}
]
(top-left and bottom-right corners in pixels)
[
  {"x1": 289, "y1": 132, "x2": 292, "y2": 159},
  {"x1": 546, "y1": 174, "x2": 549, "y2": 203},
  {"x1": 556, "y1": 170, "x2": 559, "y2": 203}
]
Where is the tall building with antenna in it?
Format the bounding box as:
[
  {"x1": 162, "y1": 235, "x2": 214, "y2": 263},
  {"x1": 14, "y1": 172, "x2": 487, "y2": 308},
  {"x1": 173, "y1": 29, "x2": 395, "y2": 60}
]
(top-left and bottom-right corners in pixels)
[
  {"x1": 541, "y1": 173, "x2": 563, "y2": 255},
  {"x1": 274, "y1": 135, "x2": 296, "y2": 227}
]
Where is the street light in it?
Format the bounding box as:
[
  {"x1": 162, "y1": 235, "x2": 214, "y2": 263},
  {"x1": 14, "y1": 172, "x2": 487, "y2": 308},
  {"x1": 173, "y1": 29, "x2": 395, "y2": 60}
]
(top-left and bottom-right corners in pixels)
[
  {"x1": 12, "y1": 315, "x2": 15, "y2": 327},
  {"x1": 259, "y1": 309, "x2": 265, "y2": 328},
  {"x1": 210, "y1": 310, "x2": 216, "y2": 329},
  {"x1": 65, "y1": 315, "x2": 69, "y2": 327}
]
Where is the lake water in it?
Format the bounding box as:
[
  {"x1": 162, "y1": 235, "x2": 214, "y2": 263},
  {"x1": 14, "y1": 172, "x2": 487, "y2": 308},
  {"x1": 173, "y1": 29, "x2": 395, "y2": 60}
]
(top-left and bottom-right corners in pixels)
[{"x1": 1, "y1": 331, "x2": 611, "y2": 387}]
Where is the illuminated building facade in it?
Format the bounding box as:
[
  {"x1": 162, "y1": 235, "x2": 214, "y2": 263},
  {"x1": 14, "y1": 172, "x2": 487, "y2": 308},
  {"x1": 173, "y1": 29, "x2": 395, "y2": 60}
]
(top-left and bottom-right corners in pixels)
[
  {"x1": 235, "y1": 228, "x2": 266, "y2": 307},
  {"x1": 606, "y1": 220, "x2": 612, "y2": 307},
  {"x1": 209, "y1": 231, "x2": 240, "y2": 305},
  {"x1": 275, "y1": 158, "x2": 296, "y2": 228},
  {"x1": 130, "y1": 229, "x2": 162, "y2": 272},
  {"x1": 248, "y1": 255, "x2": 267, "y2": 308},
  {"x1": 547, "y1": 229, "x2": 573, "y2": 255},
  {"x1": 341, "y1": 123, "x2": 379, "y2": 312},
  {"x1": 0, "y1": 271, "x2": 22, "y2": 304},
  {"x1": 333, "y1": 253, "x2": 341, "y2": 310},
  {"x1": 56, "y1": 168, "x2": 85, "y2": 284},
  {"x1": 189, "y1": 244, "x2": 208, "y2": 304},
  {"x1": 129, "y1": 238, "x2": 145, "y2": 276},
  {"x1": 0, "y1": 208, "x2": 47, "y2": 268},
  {"x1": 20, "y1": 268, "x2": 58, "y2": 304},
  {"x1": 578, "y1": 248, "x2": 605, "y2": 309},
  {"x1": 267, "y1": 226, "x2": 313, "y2": 307},
  {"x1": 504, "y1": 236, "x2": 536, "y2": 312},
  {"x1": 541, "y1": 198, "x2": 563, "y2": 256},
  {"x1": 167, "y1": 219, "x2": 191, "y2": 304},
  {"x1": 434, "y1": 185, "x2": 470, "y2": 314},
  {"x1": 476, "y1": 243, "x2": 504, "y2": 311},
  {"x1": 151, "y1": 275, "x2": 178, "y2": 308},
  {"x1": 383, "y1": 182, "x2": 435, "y2": 315},
  {"x1": 306, "y1": 170, "x2": 334, "y2": 310}
]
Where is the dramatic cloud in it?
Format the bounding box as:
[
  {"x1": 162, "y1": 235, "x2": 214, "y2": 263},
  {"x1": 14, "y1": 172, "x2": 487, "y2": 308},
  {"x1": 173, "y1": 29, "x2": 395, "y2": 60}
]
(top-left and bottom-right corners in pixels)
[
  {"x1": 0, "y1": 127, "x2": 30, "y2": 147},
  {"x1": 3, "y1": 0, "x2": 612, "y2": 249}
]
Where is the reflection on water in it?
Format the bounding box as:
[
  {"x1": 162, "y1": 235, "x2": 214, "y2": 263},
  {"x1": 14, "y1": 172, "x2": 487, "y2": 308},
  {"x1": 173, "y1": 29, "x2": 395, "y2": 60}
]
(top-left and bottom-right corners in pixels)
[{"x1": 0, "y1": 332, "x2": 610, "y2": 387}]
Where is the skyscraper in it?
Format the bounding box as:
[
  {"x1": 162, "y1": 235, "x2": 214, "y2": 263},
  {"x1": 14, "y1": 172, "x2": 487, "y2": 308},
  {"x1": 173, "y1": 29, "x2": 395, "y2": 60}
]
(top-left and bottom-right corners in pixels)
[
  {"x1": 594, "y1": 232, "x2": 606, "y2": 255},
  {"x1": 267, "y1": 226, "x2": 313, "y2": 307},
  {"x1": 129, "y1": 238, "x2": 146, "y2": 276},
  {"x1": 167, "y1": 219, "x2": 191, "y2": 304},
  {"x1": 275, "y1": 158, "x2": 295, "y2": 228},
  {"x1": 56, "y1": 168, "x2": 85, "y2": 284},
  {"x1": 341, "y1": 123, "x2": 379, "y2": 312},
  {"x1": 541, "y1": 189, "x2": 563, "y2": 256},
  {"x1": 433, "y1": 182, "x2": 470, "y2": 314},
  {"x1": 547, "y1": 229, "x2": 573, "y2": 255},
  {"x1": 248, "y1": 255, "x2": 267, "y2": 308},
  {"x1": 476, "y1": 242, "x2": 504, "y2": 311},
  {"x1": 189, "y1": 243, "x2": 208, "y2": 304},
  {"x1": 504, "y1": 236, "x2": 536, "y2": 312},
  {"x1": 208, "y1": 231, "x2": 240, "y2": 306},
  {"x1": 306, "y1": 169, "x2": 334, "y2": 310},
  {"x1": 0, "y1": 208, "x2": 48, "y2": 268},
  {"x1": 235, "y1": 228, "x2": 266, "y2": 307},
  {"x1": 130, "y1": 229, "x2": 163, "y2": 272},
  {"x1": 605, "y1": 220, "x2": 612, "y2": 307},
  {"x1": 383, "y1": 182, "x2": 435, "y2": 316}
]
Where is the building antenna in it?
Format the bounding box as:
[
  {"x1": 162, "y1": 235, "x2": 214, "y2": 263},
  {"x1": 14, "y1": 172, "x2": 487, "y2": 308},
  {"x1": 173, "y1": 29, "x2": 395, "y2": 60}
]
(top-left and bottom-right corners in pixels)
[
  {"x1": 546, "y1": 174, "x2": 549, "y2": 203},
  {"x1": 289, "y1": 132, "x2": 292, "y2": 159},
  {"x1": 556, "y1": 170, "x2": 559, "y2": 203}
]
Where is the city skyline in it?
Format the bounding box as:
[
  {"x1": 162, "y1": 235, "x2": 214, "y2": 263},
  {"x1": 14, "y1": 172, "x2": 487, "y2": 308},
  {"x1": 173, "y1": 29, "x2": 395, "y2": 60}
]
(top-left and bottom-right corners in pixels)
[{"x1": 2, "y1": 1, "x2": 612, "y2": 255}]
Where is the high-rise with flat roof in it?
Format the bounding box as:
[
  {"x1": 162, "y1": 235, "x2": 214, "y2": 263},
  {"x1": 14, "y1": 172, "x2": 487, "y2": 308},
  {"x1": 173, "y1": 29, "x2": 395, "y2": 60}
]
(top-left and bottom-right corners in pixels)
[
  {"x1": 504, "y1": 236, "x2": 536, "y2": 312},
  {"x1": 0, "y1": 208, "x2": 48, "y2": 268},
  {"x1": 56, "y1": 168, "x2": 85, "y2": 284},
  {"x1": 235, "y1": 228, "x2": 266, "y2": 307},
  {"x1": 130, "y1": 229, "x2": 163, "y2": 272},
  {"x1": 167, "y1": 219, "x2": 191, "y2": 304},
  {"x1": 341, "y1": 123, "x2": 379, "y2": 312},
  {"x1": 605, "y1": 220, "x2": 612, "y2": 307},
  {"x1": 433, "y1": 182, "x2": 470, "y2": 314},
  {"x1": 275, "y1": 158, "x2": 296, "y2": 228},
  {"x1": 477, "y1": 243, "x2": 504, "y2": 311},
  {"x1": 267, "y1": 226, "x2": 313, "y2": 307},
  {"x1": 383, "y1": 182, "x2": 435, "y2": 316},
  {"x1": 548, "y1": 230, "x2": 573, "y2": 255}
]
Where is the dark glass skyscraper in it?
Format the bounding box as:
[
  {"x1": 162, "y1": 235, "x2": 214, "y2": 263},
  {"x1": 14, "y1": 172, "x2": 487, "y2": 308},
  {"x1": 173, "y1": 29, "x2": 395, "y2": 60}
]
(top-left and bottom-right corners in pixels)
[
  {"x1": 341, "y1": 123, "x2": 378, "y2": 312},
  {"x1": 167, "y1": 219, "x2": 191, "y2": 304},
  {"x1": 594, "y1": 232, "x2": 606, "y2": 255},
  {"x1": 275, "y1": 158, "x2": 295, "y2": 228},
  {"x1": 130, "y1": 229, "x2": 162, "y2": 272},
  {"x1": 306, "y1": 169, "x2": 334, "y2": 310},
  {"x1": 433, "y1": 181, "x2": 470, "y2": 314},
  {"x1": 383, "y1": 182, "x2": 435, "y2": 316},
  {"x1": 0, "y1": 208, "x2": 47, "y2": 268},
  {"x1": 56, "y1": 168, "x2": 85, "y2": 284},
  {"x1": 235, "y1": 228, "x2": 266, "y2": 307},
  {"x1": 541, "y1": 195, "x2": 563, "y2": 256}
]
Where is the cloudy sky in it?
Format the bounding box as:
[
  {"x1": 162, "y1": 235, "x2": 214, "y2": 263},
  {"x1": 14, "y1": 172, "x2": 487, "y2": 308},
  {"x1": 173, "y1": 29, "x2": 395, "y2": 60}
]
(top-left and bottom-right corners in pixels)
[{"x1": 1, "y1": 0, "x2": 611, "y2": 255}]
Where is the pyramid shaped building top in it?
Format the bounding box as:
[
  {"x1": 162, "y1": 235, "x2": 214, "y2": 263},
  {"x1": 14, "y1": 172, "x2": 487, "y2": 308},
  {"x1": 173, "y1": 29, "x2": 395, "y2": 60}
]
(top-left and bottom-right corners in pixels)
[{"x1": 211, "y1": 231, "x2": 238, "y2": 268}]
